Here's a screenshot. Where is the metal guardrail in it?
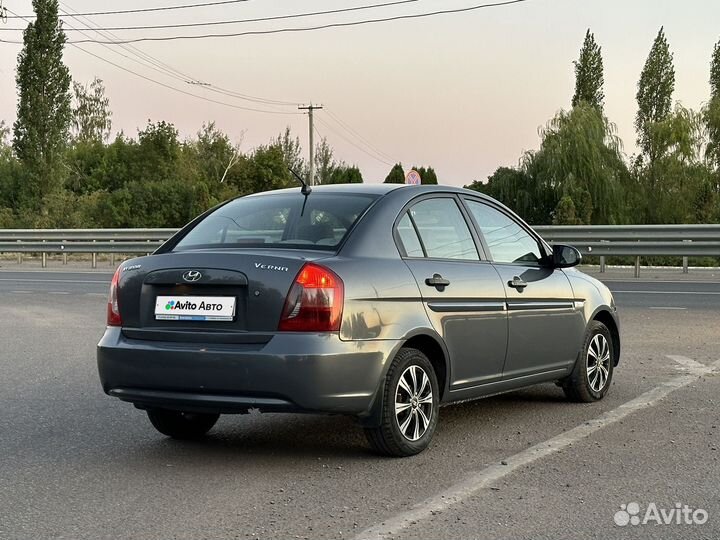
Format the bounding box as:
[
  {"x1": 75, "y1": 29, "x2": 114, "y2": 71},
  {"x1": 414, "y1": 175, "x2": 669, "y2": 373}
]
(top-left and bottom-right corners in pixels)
[
  {"x1": 0, "y1": 228, "x2": 176, "y2": 241},
  {"x1": 0, "y1": 228, "x2": 177, "y2": 268},
  {"x1": 534, "y1": 225, "x2": 720, "y2": 276},
  {"x1": 1, "y1": 225, "x2": 719, "y2": 276},
  {"x1": 534, "y1": 224, "x2": 720, "y2": 242}
]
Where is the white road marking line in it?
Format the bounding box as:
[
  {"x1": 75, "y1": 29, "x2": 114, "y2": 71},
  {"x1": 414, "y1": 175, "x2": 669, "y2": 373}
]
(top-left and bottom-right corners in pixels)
[
  {"x1": 667, "y1": 355, "x2": 711, "y2": 375},
  {"x1": 648, "y1": 307, "x2": 687, "y2": 310},
  {"x1": 612, "y1": 290, "x2": 720, "y2": 295},
  {"x1": 354, "y1": 359, "x2": 718, "y2": 540},
  {"x1": 0, "y1": 278, "x2": 107, "y2": 284},
  {"x1": 10, "y1": 290, "x2": 33, "y2": 294},
  {"x1": 47, "y1": 291, "x2": 70, "y2": 295}
]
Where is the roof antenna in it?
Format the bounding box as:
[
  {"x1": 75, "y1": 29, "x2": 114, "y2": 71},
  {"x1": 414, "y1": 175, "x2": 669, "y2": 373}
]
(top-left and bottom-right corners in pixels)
[{"x1": 289, "y1": 167, "x2": 312, "y2": 195}]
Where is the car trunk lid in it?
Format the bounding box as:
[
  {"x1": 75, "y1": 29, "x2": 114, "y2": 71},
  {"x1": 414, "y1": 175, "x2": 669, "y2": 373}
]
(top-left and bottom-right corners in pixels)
[{"x1": 117, "y1": 249, "x2": 330, "y2": 341}]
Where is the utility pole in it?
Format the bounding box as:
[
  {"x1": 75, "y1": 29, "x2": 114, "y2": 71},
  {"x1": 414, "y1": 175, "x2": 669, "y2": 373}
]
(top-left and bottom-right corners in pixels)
[{"x1": 298, "y1": 104, "x2": 322, "y2": 185}]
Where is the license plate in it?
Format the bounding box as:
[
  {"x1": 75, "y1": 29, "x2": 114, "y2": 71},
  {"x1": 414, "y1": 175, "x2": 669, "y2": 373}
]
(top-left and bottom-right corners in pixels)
[{"x1": 155, "y1": 296, "x2": 236, "y2": 322}]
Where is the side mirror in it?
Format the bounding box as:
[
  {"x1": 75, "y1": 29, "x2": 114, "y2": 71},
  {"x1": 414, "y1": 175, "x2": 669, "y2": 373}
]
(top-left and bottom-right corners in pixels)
[{"x1": 552, "y1": 244, "x2": 582, "y2": 268}]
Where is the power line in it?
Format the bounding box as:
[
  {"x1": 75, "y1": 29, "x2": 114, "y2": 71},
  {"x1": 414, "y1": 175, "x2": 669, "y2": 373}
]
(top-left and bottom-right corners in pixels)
[
  {"x1": 72, "y1": 44, "x2": 301, "y2": 115},
  {"x1": 4, "y1": 2, "x2": 303, "y2": 107},
  {"x1": 0, "y1": 0, "x2": 427, "y2": 32},
  {"x1": 324, "y1": 108, "x2": 398, "y2": 164},
  {"x1": 4, "y1": 6, "x2": 301, "y2": 116},
  {"x1": 1, "y1": 0, "x2": 532, "y2": 44},
  {"x1": 59, "y1": 1, "x2": 300, "y2": 107},
  {"x1": 316, "y1": 117, "x2": 395, "y2": 167},
  {"x1": 59, "y1": 3, "x2": 200, "y2": 85},
  {"x1": 5, "y1": 0, "x2": 252, "y2": 19}
]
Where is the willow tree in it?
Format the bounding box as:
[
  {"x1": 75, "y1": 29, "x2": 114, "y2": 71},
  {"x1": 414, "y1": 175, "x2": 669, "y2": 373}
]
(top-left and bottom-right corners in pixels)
[
  {"x1": 525, "y1": 104, "x2": 629, "y2": 224},
  {"x1": 13, "y1": 0, "x2": 72, "y2": 209},
  {"x1": 469, "y1": 166, "x2": 547, "y2": 224}
]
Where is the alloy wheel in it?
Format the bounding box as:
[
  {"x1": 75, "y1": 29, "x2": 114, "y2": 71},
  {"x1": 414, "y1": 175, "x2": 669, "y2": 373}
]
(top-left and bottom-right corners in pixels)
[
  {"x1": 587, "y1": 333, "x2": 611, "y2": 392},
  {"x1": 394, "y1": 365, "x2": 433, "y2": 441}
]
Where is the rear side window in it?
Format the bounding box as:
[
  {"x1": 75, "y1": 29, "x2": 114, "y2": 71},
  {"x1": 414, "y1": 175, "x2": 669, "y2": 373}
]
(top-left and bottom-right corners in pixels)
[
  {"x1": 406, "y1": 198, "x2": 479, "y2": 260},
  {"x1": 174, "y1": 193, "x2": 377, "y2": 251},
  {"x1": 396, "y1": 213, "x2": 424, "y2": 257}
]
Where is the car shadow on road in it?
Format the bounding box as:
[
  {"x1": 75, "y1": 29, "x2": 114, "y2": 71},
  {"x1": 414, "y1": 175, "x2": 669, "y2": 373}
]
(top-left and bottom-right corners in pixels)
[{"x1": 110, "y1": 384, "x2": 574, "y2": 465}]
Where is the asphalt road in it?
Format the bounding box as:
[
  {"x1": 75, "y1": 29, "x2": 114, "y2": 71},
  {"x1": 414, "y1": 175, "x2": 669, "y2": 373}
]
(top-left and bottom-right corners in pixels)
[{"x1": 1, "y1": 268, "x2": 719, "y2": 540}]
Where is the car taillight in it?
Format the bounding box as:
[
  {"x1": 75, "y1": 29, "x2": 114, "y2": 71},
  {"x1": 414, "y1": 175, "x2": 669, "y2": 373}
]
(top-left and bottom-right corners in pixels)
[
  {"x1": 107, "y1": 267, "x2": 122, "y2": 326},
  {"x1": 279, "y1": 263, "x2": 344, "y2": 332}
]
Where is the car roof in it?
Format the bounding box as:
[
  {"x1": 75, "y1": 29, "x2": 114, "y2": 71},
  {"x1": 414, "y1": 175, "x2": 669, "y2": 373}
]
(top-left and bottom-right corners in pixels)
[{"x1": 250, "y1": 183, "x2": 492, "y2": 199}]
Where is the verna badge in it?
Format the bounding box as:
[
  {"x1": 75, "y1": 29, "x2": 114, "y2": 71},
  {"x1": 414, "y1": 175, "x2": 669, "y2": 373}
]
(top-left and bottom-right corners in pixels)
[{"x1": 182, "y1": 270, "x2": 203, "y2": 283}]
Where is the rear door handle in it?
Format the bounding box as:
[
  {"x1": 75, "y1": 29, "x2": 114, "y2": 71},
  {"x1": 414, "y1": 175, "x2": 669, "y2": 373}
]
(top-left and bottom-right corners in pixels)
[
  {"x1": 508, "y1": 276, "x2": 528, "y2": 291},
  {"x1": 425, "y1": 273, "x2": 450, "y2": 291}
]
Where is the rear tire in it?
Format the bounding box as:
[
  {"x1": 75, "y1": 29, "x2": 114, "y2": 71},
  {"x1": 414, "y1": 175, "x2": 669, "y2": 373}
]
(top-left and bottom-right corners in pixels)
[
  {"x1": 562, "y1": 321, "x2": 614, "y2": 403},
  {"x1": 147, "y1": 409, "x2": 219, "y2": 439},
  {"x1": 364, "y1": 347, "x2": 439, "y2": 457}
]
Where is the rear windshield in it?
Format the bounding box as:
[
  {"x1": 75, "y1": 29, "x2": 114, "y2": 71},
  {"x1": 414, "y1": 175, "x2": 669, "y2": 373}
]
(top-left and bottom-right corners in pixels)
[{"x1": 173, "y1": 192, "x2": 378, "y2": 251}]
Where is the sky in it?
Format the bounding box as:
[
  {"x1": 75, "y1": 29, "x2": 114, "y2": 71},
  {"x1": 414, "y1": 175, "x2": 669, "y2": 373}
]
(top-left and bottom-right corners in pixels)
[{"x1": 1, "y1": 0, "x2": 719, "y2": 186}]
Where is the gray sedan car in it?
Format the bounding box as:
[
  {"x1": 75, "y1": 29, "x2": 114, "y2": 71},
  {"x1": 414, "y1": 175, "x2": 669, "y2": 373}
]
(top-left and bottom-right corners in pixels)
[{"x1": 98, "y1": 184, "x2": 619, "y2": 456}]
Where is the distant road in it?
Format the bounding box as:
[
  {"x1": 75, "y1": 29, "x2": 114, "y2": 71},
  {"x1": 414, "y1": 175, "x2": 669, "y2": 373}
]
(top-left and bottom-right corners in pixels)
[{"x1": 0, "y1": 270, "x2": 111, "y2": 295}]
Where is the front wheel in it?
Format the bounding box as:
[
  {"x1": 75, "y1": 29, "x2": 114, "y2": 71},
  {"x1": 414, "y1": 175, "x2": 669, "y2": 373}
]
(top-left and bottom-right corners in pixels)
[
  {"x1": 364, "y1": 347, "x2": 440, "y2": 457},
  {"x1": 562, "y1": 321, "x2": 614, "y2": 402},
  {"x1": 147, "y1": 409, "x2": 220, "y2": 439}
]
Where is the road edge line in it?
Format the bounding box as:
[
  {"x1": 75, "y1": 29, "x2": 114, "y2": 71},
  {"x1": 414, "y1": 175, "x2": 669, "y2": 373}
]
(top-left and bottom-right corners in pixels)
[{"x1": 354, "y1": 361, "x2": 718, "y2": 540}]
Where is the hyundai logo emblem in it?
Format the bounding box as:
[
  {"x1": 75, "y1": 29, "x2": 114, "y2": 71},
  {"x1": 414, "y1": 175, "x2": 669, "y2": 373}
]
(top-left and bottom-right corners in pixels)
[{"x1": 182, "y1": 270, "x2": 203, "y2": 283}]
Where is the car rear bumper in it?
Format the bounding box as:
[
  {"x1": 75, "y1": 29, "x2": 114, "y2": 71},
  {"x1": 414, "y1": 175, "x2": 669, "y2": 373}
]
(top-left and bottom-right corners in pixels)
[{"x1": 97, "y1": 327, "x2": 398, "y2": 417}]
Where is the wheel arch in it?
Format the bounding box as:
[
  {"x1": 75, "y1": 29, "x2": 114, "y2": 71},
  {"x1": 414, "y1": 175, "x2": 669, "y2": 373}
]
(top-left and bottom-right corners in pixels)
[
  {"x1": 358, "y1": 329, "x2": 449, "y2": 429},
  {"x1": 401, "y1": 332, "x2": 449, "y2": 401},
  {"x1": 591, "y1": 308, "x2": 620, "y2": 366}
]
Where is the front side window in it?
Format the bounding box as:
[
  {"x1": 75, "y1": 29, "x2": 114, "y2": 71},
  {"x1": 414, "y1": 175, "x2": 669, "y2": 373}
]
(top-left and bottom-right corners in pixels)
[
  {"x1": 465, "y1": 199, "x2": 543, "y2": 265},
  {"x1": 174, "y1": 193, "x2": 377, "y2": 251},
  {"x1": 407, "y1": 198, "x2": 479, "y2": 260}
]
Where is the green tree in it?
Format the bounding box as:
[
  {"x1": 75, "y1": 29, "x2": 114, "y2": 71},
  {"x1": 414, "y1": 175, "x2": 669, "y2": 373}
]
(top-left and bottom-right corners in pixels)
[
  {"x1": 234, "y1": 144, "x2": 293, "y2": 195},
  {"x1": 636, "y1": 104, "x2": 713, "y2": 223},
  {"x1": 0, "y1": 121, "x2": 23, "y2": 222},
  {"x1": 466, "y1": 167, "x2": 545, "y2": 223},
  {"x1": 384, "y1": 163, "x2": 405, "y2": 183},
  {"x1": 0, "y1": 121, "x2": 9, "y2": 147},
  {"x1": 64, "y1": 138, "x2": 106, "y2": 195},
  {"x1": 136, "y1": 120, "x2": 181, "y2": 181},
  {"x1": 274, "y1": 127, "x2": 305, "y2": 176},
  {"x1": 328, "y1": 165, "x2": 363, "y2": 184},
  {"x1": 705, "y1": 39, "x2": 720, "y2": 170},
  {"x1": 314, "y1": 137, "x2": 335, "y2": 185},
  {"x1": 13, "y1": 0, "x2": 72, "y2": 209},
  {"x1": 72, "y1": 77, "x2": 112, "y2": 144},
  {"x1": 189, "y1": 122, "x2": 242, "y2": 187},
  {"x1": 552, "y1": 196, "x2": 581, "y2": 225},
  {"x1": 471, "y1": 106, "x2": 628, "y2": 225},
  {"x1": 411, "y1": 166, "x2": 439, "y2": 185},
  {"x1": 635, "y1": 27, "x2": 675, "y2": 160},
  {"x1": 528, "y1": 105, "x2": 628, "y2": 224},
  {"x1": 572, "y1": 29, "x2": 605, "y2": 110}
]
